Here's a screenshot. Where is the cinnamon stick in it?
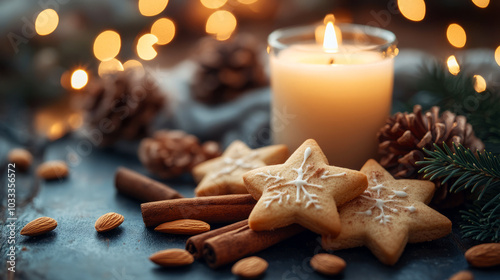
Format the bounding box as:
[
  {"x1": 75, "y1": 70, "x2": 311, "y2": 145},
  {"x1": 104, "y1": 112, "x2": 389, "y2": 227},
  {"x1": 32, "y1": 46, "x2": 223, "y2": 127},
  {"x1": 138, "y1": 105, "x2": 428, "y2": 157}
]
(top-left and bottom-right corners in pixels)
[
  {"x1": 115, "y1": 167, "x2": 184, "y2": 202},
  {"x1": 141, "y1": 194, "x2": 256, "y2": 227},
  {"x1": 203, "y1": 224, "x2": 305, "y2": 268},
  {"x1": 186, "y1": 219, "x2": 249, "y2": 259}
]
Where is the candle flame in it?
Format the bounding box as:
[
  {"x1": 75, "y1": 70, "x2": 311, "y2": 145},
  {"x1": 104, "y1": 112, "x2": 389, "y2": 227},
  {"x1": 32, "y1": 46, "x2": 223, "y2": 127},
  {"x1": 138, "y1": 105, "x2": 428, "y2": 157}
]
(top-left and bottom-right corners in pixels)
[
  {"x1": 323, "y1": 21, "x2": 339, "y2": 52},
  {"x1": 447, "y1": 55, "x2": 460, "y2": 75},
  {"x1": 473, "y1": 75, "x2": 487, "y2": 93}
]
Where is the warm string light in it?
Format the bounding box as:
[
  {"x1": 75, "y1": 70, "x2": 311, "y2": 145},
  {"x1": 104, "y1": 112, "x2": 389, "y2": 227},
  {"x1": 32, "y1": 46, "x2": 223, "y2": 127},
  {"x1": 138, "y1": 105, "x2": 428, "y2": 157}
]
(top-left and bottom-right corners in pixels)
[
  {"x1": 201, "y1": 0, "x2": 228, "y2": 9},
  {"x1": 398, "y1": 0, "x2": 426, "y2": 22},
  {"x1": 70, "y1": 69, "x2": 88, "y2": 90},
  {"x1": 35, "y1": 9, "x2": 59, "y2": 36},
  {"x1": 471, "y1": 0, "x2": 490, "y2": 8},
  {"x1": 123, "y1": 60, "x2": 145, "y2": 76},
  {"x1": 93, "y1": 30, "x2": 121, "y2": 61},
  {"x1": 98, "y1": 58, "x2": 124, "y2": 77},
  {"x1": 397, "y1": 1, "x2": 496, "y2": 67},
  {"x1": 495, "y1": 46, "x2": 500, "y2": 67},
  {"x1": 137, "y1": 34, "x2": 159, "y2": 60},
  {"x1": 48, "y1": 122, "x2": 65, "y2": 140},
  {"x1": 74, "y1": 0, "x2": 261, "y2": 87},
  {"x1": 447, "y1": 55, "x2": 460, "y2": 75},
  {"x1": 473, "y1": 75, "x2": 487, "y2": 92},
  {"x1": 206, "y1": 10, "x2": 237, "y2": 41},
  {"x1": 138, "y1": 0, "x2": 169, "y2": 17},
  {"x1": 446, "y1": 23, "x2": 467, "y2": 48},
  {"x1": 237, "y1": 0, "x2": 258, "y2": 4},
  {"x1": 151, "y1": 18, "x2": 176, "y2": 45}
]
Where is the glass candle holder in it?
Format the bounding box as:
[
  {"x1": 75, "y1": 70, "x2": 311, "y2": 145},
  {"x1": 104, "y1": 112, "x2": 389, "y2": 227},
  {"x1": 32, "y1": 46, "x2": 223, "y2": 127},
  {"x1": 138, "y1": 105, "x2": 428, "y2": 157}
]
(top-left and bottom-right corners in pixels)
[{"x1": 268, "y1": 23, "x2": 398, "y2": 169}]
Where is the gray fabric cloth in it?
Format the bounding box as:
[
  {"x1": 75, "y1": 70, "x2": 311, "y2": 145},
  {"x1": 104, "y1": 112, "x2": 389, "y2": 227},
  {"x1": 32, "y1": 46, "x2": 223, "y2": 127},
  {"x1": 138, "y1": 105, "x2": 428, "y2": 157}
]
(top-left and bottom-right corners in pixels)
[{"x1": 152, "y1": 61, "x2": 272, "y2": 148}]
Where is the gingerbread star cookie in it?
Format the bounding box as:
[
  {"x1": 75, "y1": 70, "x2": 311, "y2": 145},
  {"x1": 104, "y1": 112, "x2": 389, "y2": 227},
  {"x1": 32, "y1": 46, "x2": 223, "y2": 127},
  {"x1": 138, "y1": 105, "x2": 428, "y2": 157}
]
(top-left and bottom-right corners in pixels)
[
  {"x1": 322, "y1": 159, "x2": 452, "y2": 265},
  {"x1": 243, "y1": 139, "x2": 368, "y2": 236},
  {"x1": 193, "y1": 140, "x2": 288, "y2": 196}
]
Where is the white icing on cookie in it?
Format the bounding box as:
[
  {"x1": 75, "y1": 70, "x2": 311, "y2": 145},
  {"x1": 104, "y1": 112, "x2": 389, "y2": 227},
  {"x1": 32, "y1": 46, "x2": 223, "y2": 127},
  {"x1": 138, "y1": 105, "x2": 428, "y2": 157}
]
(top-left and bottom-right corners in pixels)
[
  {"x1": 320, "y1": 170, "x2": 346, "y2": 179},
  {"x1": 259, "y1": 147, "x2": 346, "y2": 209},
  {"x1": 256, "y1": 170, "x2": 284, "y2": 182},
  {"x1": 356, "y1": 175, "x2": 416, "y2": 225},
  {"x1": 211, "y1": 151, "x2": 259, "y2": 178}
]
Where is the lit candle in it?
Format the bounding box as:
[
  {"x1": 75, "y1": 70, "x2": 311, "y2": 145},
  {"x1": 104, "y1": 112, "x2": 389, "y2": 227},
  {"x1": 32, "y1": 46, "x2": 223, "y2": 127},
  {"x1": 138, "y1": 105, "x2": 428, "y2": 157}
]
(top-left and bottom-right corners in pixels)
[{"x1": 269, "y1": 17, "x2": 397, "y2": 169}]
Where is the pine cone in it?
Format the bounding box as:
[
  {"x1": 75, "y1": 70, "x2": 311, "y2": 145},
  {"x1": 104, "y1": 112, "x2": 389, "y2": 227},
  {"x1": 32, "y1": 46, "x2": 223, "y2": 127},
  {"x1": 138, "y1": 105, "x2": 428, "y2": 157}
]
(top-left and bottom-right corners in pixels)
[
  {"x1": 377, "y1": 105, "x2": 485, "y2": 207},
  {"x1": 378, "y1": 105, "x2": 484, "y2": 178},
  {"x1": 83, "y1": 70, "x2": 165, "y2": 146},
  {"x1": 138, "y1": 130, "x2": 221, "y2": 178},
  {"x1": 190, "y1": 34, "x2": 268, "y2": 105}
]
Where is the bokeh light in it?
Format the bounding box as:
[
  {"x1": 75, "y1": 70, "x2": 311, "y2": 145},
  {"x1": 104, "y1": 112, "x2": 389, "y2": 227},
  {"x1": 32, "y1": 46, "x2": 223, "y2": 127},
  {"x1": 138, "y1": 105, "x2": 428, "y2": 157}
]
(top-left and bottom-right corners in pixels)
[
  {"x1": 35, "y1": 9, "x2": 59, "y2": 36},
  {"x1": 206, "y1": 10, "x2": 237, "y2": 41},
  {"x1": 98, "y1": 58, "x2": 124, "y2": 77},
  {"x1": 137, "y1": 34, "x2": 159, "y2": 61},
  {"x1": 495, "y1": 46, "x2": 500, "y2": 67},
  {"x1": 398, "y1": 0, "x2": 426, "y2": 22},
  {"x1": 48, "y1": 122, "x2": 65, "y2": 140},
  {"x1": 237, "y1": 0, "x2": 258, "y2": 4},
  {"x1": 70, "y1": 69, "x2": 88, "y2": 90},
  {"x1": 151, "y1": 18, "x2": 176, "y2": 45},
  {"x1": 139, "y1": 0, "x2": 169, "y2": 17},
  {"x1": 123, "y1": 60, "x2": 145, "y2": 76},
  {"x1": 472, "y1": 0, "x2": 489, "y2": 8},
  {"x1": 473, "y1": 75, "x2": 487, "y2": 93},
  {"x1": 93, "y1": 30, "x2": 121, "y2": 61},
  {"x1": 447, "y1": 23, "x2": 467, "y2": 48},
  {"x1": 447, "y1": 55, "x2": 460, "y2": 75},
  {"x1": 68, "y1": 113, "x2": 83, "y2": 130},
  {"x1": 201, "y1": 0, "x2": 228, "y2": 9}
]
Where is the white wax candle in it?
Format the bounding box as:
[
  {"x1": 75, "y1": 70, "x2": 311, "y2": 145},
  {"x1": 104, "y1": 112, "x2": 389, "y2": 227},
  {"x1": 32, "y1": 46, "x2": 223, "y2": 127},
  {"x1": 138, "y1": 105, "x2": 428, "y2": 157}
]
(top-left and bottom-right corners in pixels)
[{"x1": 270, "y1": 44, "x2": 394, "y2": 169}]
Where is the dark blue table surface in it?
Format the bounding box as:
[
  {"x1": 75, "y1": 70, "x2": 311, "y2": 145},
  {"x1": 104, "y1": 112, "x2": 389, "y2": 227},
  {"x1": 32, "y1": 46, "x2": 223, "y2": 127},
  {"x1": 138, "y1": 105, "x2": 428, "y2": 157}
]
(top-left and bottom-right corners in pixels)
[{"x1": 1, "y1": 135, "x2": 499, "y2": 280}]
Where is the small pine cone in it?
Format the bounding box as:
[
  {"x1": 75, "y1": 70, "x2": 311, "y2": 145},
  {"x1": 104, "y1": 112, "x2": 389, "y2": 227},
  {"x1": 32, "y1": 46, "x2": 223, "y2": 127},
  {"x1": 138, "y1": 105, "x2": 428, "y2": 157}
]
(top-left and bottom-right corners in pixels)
[
  {"x1": 190, "y1": 34, "x2": 268, "y2": 105},
  {"x1": 83, "y1": 70, "x2": 165, "y2": 146},
  {"x1": 378, "y1": 105, "x2": 485, "y2": 178},
  {"x1": 138, "y1": 130, "x2": 221, "y2": 178}
]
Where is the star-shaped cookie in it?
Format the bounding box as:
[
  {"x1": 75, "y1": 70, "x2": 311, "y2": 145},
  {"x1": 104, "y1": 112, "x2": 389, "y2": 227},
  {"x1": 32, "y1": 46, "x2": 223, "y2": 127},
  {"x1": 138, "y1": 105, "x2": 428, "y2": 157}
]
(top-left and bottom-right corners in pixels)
[
  {"x1": 243, "y1": 139, "x2": 368, "y2": 236},
  {"x1": 192, "y1": 140, "x2": 288, "y2": 196},
  {"x1": 322, "y1": 159, "x2": 452, "y2": 265}
]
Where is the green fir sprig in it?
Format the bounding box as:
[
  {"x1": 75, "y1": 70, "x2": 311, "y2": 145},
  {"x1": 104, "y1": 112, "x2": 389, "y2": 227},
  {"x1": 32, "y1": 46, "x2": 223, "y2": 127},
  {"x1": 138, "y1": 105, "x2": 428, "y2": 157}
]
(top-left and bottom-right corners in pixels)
[
  {"x1": 416, "y1": 143, "x2": 500, "y2": 242},
  {"x1": 460, "y1": 203, "x2": 500, "y2": 242}
]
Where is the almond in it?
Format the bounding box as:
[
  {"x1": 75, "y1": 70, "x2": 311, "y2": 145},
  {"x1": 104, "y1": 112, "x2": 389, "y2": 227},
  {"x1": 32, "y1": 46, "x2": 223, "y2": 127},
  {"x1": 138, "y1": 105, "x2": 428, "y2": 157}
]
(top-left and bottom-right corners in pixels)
[
  {"x1": 154, "y1": 219, "x2": 210, "y2": 235},
  {"x1": 20, "y1": 217, "x2": 57, "y2": 236},
  {"x1": 95, "y1": 212, "x2": 124, "y2": 232},
  {"x1": 449, "y1": 270, "x2": 474, "y2": 280},
  {"x1": 310, "y1": 253, "x2": 346, "y2": 276},
  {"x1": 149, "y1": 248, "x2": 194, "y2": 267},
  {"x1": 465, "y1": 243, "x2": 500, "y2": 267},
  {"x1": 231, "y1": 256, "x2": 268, "y2": 278},
  {"x1": 36, "y1": 160, "x2": 69, "y2": 180},
  {"x1": 8, "y1": 148, "x2": 33, "y2": 171}
]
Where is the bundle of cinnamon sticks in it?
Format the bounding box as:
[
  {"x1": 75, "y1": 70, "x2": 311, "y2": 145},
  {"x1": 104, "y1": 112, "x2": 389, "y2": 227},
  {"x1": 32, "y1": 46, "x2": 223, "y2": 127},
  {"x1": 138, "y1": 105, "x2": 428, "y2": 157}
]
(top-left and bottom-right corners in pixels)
[{"x1": 115, "y1": 167, "x2": 306, "y2": 268}]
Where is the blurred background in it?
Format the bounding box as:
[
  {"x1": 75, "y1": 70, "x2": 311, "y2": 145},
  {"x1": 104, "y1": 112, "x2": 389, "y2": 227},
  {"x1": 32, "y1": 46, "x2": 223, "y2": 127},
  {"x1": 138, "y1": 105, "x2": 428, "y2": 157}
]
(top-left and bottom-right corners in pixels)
[{"x1": 1, "y1": 0, "x2": 499, "y2": 149}]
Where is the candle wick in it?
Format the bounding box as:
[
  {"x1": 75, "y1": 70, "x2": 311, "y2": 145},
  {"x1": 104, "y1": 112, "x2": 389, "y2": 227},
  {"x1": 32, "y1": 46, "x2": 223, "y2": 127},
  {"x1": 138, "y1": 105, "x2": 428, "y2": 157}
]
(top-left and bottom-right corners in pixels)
[{"x1": 328, "y1": 58, "x2": 335, "y2": 65}]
